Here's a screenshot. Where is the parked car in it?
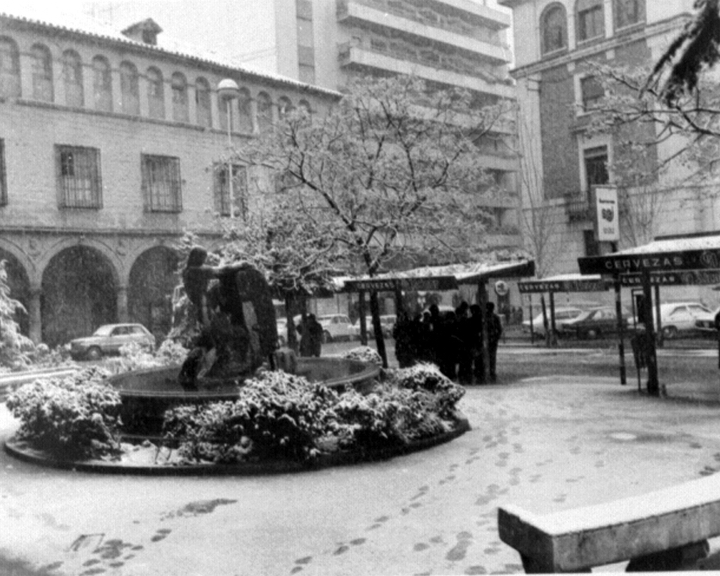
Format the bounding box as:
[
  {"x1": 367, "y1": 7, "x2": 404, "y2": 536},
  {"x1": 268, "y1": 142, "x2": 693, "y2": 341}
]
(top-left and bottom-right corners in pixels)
[
  {"x1": 317, "y1": 314, "x2": 355, "y2": 342},
  {"x1": 69, "y1": 323, "x2": 156, "y2": 360},
  {"x1": 522, "y1": 307, "x2": 584, "y2": 337},
  {"x1": 634, "y1": 302, "x2": 713, "y2": 339},
  {"x1": 352, "y1": 314, "x2": 397, "y2": 338},
  {"x1": 694, "y1": 306, "x2": 720, "y2": 336},
  {"x1": 560, "y1": 306, "x2": 630, "y2": 339}
]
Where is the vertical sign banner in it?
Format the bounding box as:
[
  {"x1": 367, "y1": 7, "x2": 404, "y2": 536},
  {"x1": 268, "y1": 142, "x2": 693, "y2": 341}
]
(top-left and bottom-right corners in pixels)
[{"x1": 594, "y1": 186, "x2": 619, "y2": 242}]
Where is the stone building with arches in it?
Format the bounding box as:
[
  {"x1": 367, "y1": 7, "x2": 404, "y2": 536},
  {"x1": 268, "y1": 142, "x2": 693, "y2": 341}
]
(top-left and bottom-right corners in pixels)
[{"x1": 0, "y1": 8, "x2": 339, "y2": 346}]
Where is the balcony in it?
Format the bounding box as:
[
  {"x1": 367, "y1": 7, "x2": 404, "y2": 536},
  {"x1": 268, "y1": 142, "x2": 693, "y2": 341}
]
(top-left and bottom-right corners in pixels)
[
  {"x1": 338, "y1": 43, "x2": 515, "y2": 99},
  {"x1": 564, "y1": 196, "x2": 592, "y2": 222},
  {"x1": 337, "y1": 0, "x2": 510, "y2": 64}
]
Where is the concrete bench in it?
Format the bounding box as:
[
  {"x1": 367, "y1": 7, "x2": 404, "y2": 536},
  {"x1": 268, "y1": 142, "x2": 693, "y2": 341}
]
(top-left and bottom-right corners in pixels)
[{"x1": 498, "y1": 473, "x2": 720, "y2": 572}]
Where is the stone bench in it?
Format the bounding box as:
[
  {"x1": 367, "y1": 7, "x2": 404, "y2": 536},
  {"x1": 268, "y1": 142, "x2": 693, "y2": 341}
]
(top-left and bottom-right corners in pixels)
[{"x1": 498, "y1": 473, "x2": 720, "y2": 572}]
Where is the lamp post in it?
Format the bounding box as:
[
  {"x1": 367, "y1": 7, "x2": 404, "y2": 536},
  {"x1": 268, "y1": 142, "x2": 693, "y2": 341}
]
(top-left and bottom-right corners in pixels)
[{"x1": 218, "y1": 78, "x2": 239, "y2": 218}]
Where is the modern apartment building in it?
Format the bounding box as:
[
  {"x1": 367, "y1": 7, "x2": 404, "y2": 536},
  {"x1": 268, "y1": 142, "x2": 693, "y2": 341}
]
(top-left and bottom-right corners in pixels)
[
  {"x1": 0, "y1": 7, "x2": 338, "y2": 346},
  {"x1": 499, "y1": 0, "x2": 716, "y2": 288},
  {"x1": 85, "y1": 0, "x2": 523, "y2": 255}
]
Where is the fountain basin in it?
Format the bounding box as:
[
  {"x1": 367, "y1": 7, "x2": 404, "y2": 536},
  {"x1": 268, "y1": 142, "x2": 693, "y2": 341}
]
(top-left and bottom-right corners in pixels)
[{"x1": 109, "y1": 358, "x2": 381, "y2": 439}]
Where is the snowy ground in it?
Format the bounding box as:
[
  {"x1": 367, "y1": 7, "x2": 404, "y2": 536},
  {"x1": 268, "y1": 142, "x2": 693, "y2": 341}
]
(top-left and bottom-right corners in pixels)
[{"x1": 3, "y1": 375, "x2": 720, "y2": 575}]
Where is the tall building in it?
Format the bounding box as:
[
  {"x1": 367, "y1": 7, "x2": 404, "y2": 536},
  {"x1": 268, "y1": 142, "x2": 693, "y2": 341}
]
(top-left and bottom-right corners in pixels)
[
  {"x1": 84, "y1": 0, "x2": 523, "y2": 255},
  {"x1": 0, "y1": 6, "x2": 338, "y2": 346},
  {"x1": 499, "y1": 0, "x2": 717, "y2": 290}
]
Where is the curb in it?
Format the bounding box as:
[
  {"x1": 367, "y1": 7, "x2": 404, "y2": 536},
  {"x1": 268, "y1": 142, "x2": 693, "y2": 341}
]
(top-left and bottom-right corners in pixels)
[{"x1": 3, "y1": 415, "x2": 471, "y2": 476}]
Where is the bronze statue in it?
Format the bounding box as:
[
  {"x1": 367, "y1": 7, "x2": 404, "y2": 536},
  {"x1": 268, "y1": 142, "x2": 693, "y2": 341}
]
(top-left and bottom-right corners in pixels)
[{"x1": 178, "y1": 246, "x2": 278, "y2": 390}]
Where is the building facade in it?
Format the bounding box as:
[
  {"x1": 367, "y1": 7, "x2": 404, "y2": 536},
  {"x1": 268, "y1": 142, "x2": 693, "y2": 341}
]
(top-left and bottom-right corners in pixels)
[
  {"x1": 0, "y1": 8, "x2": 338, "y2": 346},
  {"x1": 499, "y1": 0, "x2": 720, "y2": 290},
  {"x1": 85, "y1": 0, "x2": 523, "y2": 255}
]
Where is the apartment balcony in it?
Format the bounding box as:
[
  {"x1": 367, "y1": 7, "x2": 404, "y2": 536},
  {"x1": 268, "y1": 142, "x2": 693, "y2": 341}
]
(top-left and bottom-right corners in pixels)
[
  {"x1": 338, "y1": 44, "x2": 515, "y2": 99},
  {"x1": 337, "y1": 0, "x2": 510, "y2": 65},
  {"x1": 563, "y1": 196, "x2": 592, "y2": 223}
]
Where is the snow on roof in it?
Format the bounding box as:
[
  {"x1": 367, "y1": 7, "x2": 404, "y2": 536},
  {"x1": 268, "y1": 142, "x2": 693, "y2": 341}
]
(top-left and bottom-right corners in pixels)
[
  {"x1": 613, "y1": 234, "x2": 720, "y2": 255},
  {"x1": 346, "y1": 259, "x2": 534, "y2": 284},
  {"x1": 522, "y1": 273, "x2": 603, "y2": 282},
  {"x1": 0, "y1": 3, "x2": 341, "y2": 98}
]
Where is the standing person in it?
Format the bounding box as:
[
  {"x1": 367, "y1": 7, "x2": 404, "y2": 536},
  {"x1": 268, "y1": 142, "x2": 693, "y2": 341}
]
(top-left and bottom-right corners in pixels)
[
  {"x1": 469, "y1": 304, "x2": 484, "y2": 383},
  {"x1": 393, "y1": 311, "x2": 415, "y2": 368},
  {"x1": 298, "y1": 314, "x2": 324, "y2": 357},
  {"x1": 455, "y1": 301, "x2": 473, "y2": 385},
  {"x1": 486, "y1": 302, "x2": 503, "y2": 383}
]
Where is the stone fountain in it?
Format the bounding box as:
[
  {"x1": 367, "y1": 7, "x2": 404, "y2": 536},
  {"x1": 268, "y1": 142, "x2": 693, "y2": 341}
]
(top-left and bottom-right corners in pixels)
[{"x1": 108, "y1": 247, "x2": 379, "y2": 439}]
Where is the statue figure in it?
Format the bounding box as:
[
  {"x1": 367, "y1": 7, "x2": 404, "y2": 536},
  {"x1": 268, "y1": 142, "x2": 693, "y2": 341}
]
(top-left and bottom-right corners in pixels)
[{"x1": 178, "y1": 246, "x2": 278, "y2": 390}]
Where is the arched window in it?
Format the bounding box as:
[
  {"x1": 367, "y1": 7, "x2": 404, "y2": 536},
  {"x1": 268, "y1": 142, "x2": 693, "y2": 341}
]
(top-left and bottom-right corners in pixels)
[
  {"x1": 576, "y1": 0, "x2": 604, "y2": 42},
  {"x1": 92, "y1": 56, "x2": 112, "y2": 112},
  {"x1": 62, "y1": 50, "x2": 83, "y2": 107},
  {"x1": 0, "y1": 37, "x2": 21, "y2": 98},
  {"x1": 541, "y1": 4, "x2": 567, "y2": 54},
  {"x1": 257, "y1": 91, "x2": 272, "y2": 133},
  {"x1": 120, "y1": 61, "x2": 140, "y2": 115},
  {"x1": 31, "y1": 44, "x2": 53, "y2": 102},
  {"x1": 171, "y1": 72, "x2": 188, "y2": 122},
  {"x1": 615, "y1": 0, "x2": 644, "y2": 29},
  {"x1": 195, "y1": 77, "x2": 211, "y2": 127},
  {"x1": 277, "y1": 96, "x2": 293, "y2": 121},
  {"x1": 238, "y1": 87, "x2": 253, "y2": 132},
  {"x1": 298, "y1": 99, "x2": 312, "y2": 116},
  {"x1": 147, "y1": 67, "x2": 165, "y2": 119}
]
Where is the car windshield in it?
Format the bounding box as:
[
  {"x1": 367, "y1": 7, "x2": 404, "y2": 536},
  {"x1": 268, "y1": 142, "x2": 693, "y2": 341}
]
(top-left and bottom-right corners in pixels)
[{"x1": 92, "y1": 325, "x2": 115, "y2": 336}]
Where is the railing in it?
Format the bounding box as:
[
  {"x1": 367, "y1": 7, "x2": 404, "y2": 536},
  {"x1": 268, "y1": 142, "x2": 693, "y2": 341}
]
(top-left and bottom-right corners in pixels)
[
  {"x1": 563, "y1": 196, "x2": 591, "y2": 222},
  {"x1": 337, "y1": 0, "x2": 506, "y2": 47}
]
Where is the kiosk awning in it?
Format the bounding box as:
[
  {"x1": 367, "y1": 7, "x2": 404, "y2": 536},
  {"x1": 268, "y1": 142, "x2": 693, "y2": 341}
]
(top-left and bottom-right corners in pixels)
[
  {"x1": 519, "y1": 273, "x2": 609, "y2": 293},
  {"x1": 578, "y1": 233, "x2": 720, "y2": 275},
  {"x1": 340, "y1": 259, "x2": 535, "y2": 292}
]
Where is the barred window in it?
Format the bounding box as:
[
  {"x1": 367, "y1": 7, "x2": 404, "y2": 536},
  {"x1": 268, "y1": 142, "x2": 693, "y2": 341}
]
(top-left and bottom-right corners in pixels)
[
  {"x1": 584, "y1": 146, "x2": 609, "y2": 188},
  {"x1": 0, "y1": 139, "x2": 7, "y2": 206},
  {"x1": 56, "y1": 145, "x2": 102, "y2": 208},
  {"x1": 214, "y1": 164, "x2": 248, "y2": 218},
  {"x1": 141, "y1": 154, "x2": 182, "y2": 212}
]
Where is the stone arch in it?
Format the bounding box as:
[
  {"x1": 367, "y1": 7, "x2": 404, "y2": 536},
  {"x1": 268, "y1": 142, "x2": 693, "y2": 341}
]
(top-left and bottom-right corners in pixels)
[
  {"x1": 41, "y1": 246, "x2": 118, "y2": 347},
  {"x1": 128, "y1": 246, "x2": 179, "y2": 341},
  {"x1": 0, "y1": 248, "x2": 31, "y2": 336}
]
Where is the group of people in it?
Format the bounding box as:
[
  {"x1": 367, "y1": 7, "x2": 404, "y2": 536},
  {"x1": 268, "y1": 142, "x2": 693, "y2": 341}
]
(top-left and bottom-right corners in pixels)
[{"x1": 393, "y1": 301, "x2": 503, "y2": 384}]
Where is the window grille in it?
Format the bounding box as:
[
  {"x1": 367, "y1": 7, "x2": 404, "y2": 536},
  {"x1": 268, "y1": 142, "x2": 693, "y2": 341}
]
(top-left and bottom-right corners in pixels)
[
  {"x1": 56, "y1": 145, "x2": 102, "y2": 208},
  {"x1": 142, "y1": 154, "x2": 182, "y2": 212},
  {"x1": 584, "y1": 146, "x2": 609, "y2": 188}
]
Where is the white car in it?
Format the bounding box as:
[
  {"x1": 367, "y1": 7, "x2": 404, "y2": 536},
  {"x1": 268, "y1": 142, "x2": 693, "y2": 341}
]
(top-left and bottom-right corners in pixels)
[
  {"x1": 695, "y1": 306, "x2": 720, "y2": 336},
  {"x1": 352, "y1": 314, "x2": 397, "y2": 338},
  {"x1": 522, "y1": 307, "x2": 583, "y2": 336},
  {"x1": 317, "y1": 314, "x2": 355, "y2": 342},
  {"x1": 634, "y1": 302, "x2": 713, "y2": 339}
]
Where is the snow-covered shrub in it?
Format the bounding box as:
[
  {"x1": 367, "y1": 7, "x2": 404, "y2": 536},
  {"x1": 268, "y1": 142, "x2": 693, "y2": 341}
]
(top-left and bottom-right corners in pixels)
[
  {"x1": 6, "y1": 367, "x2": 122, "y2": 458},
  {"x1": 342, "y1": 346, "x2": 383, "y2": 366}
]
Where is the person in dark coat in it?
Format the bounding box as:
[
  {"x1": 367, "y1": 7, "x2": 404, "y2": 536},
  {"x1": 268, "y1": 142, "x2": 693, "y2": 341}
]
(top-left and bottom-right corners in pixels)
[
  {"x1": 469, "y1": 304, "x2": 485, "y2": 383},
  {"x1": 455, "y1": 302, "x2": 473, "y2": 385},
  {"x1": 393, "y1": 311, "x2": 416, "y2": 368},
  {"x1": 298, "y1": 314, "x2": 323, "y2": 357},
  {"x1": 486, "y1": 301, "x2": 503, "y2": 382}
]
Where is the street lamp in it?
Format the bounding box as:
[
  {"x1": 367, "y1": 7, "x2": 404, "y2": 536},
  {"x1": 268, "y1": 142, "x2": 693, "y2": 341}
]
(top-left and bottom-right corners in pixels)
[{"x1": 218, "y1": 78, "x2": 239, "y2": 218}]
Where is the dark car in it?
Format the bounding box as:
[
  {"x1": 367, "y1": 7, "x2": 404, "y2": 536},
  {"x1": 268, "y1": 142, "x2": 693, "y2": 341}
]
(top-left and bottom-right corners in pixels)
[
  {"x1": 561, "y1": 306, "x2": 629, "y2": 339},
  {"x1": 69, "y1": 323, "x2": 156, "y2": 360}
]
